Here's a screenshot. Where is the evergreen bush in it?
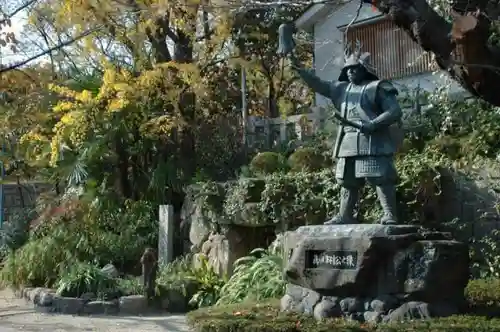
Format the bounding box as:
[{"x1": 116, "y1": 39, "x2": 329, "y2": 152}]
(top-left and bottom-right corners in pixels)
[
  {"x1": 249, "y1": 152, "x2": 287, "y2": 175},
  {"x1": 288, "y1": 147, "x2": 329, "y2": 172},
  {"x1": 466, "y1": 278, "x2": 500, "y2": 316},
  {"x1": 0, "y1": 199, "x2": 157, "y2": 288}
]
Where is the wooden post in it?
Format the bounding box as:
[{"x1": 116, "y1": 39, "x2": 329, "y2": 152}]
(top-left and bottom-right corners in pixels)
[{"x1": 140, "y1": 247, "x2": 157, "y2": 303}]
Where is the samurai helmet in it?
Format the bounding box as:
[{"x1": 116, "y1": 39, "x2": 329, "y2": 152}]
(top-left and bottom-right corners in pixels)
[{"x1": 338, "y1": 40, "x2": 379, "y2": 82}]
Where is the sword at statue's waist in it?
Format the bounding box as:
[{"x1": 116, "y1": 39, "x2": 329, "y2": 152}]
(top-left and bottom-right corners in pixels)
[{"x1": 332, "y1": 109, "x2": 362, "y2": 129}]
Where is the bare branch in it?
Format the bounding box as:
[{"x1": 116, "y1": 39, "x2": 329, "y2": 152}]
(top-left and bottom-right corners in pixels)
[
  {"x1": 196, "y1": 29, "x2": 215, "y2": 42},
  {"x1": 0, "y1": 26, "x2": 101, "y2": 74},
  {"x1": 0, "y1": 0, "x2": 39, "y2": 25}
]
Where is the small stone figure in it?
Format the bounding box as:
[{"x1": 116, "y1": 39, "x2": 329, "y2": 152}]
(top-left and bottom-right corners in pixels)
[
  {"x1": 140, "y1": 247, "x2": 158, "y2": 303},
  {"x1": 278, "y1": 23, "x2": 403, "y2": 225}
]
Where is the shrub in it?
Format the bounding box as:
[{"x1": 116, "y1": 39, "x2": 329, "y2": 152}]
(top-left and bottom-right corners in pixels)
[
  {"x1": 0, "y1": 199, "x2": 157, "y2": 289},
  {"x1": 56, "y1": 262, "x2": 118, "y2": 298},
  {"x1": 466, "y1": 278, "x2": 500, "y2": 316},
  {"x1": 0, "y1": 208, "x2": 34, "y2": 259},
  {"x1": 288, "y1": 147, "x2": 329, "y2": 172},
  {"x1": 469, "y1": 227, "x2": 500, "y2": 279},
  {"x1": 156, "y1": 254, "x2": 225, "y2": 309},
  {"x1": 249, "y1": 152, "x2": 287, "y2": 175},
  {"x1": 187, "y1": 300, "x2": 500, "y2": 332},
  {"x1": 156, "y1": 255, "x2": 198, "y2": 299},
  {"x1": 217, "y1": 249, "x2": 285, "y2": 305},
  {"x1": 0, "y1": 225, "x2": 79, "y2": 287},
  {"x1": 428, "y1": 95, "x2": 500, "y2": 159},
  {"x1": 86, "y1": 200, "x2": 158, "y2": 270},
  {"x1": 427, "y1": 135, "x2": 464, "y2": 160},
  {"x1": 117, "y1": 276, "x2": 143, "y2": 296},
  {"x1": 189, "y1": 255, "x2": 226, "y2": 308}
]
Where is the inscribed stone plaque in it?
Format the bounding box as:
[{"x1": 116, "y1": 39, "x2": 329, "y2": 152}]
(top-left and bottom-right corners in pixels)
[{"x1": 305, "y1": 250, "x2": 358, "y2": 270}]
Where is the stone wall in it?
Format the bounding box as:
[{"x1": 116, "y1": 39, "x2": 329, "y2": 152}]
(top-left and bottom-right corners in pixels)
[
  {"x1": 1, "y1": 182, "x2": 53, "y2": 221},
  {"x1": 437, "y1": 168, "x2": 500, "y2": 241}
]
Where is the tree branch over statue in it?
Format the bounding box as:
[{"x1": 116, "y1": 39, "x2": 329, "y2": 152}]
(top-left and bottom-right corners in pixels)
[{"x1": 365, "y1": 0, "x2": 500, "y2": 106}]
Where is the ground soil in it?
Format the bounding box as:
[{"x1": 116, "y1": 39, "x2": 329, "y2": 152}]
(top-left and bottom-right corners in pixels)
[{"x1": 0, "y1": 289, "x2": 189, "y2": 332}]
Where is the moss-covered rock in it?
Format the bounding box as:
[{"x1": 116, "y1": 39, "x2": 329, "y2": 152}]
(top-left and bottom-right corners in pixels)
[
  {"x1": 186, "y1": 148, "x2": 500, "y2": 271},
  {"x1": 228, "y1": 203, "x2": 268, "y2": 226}
]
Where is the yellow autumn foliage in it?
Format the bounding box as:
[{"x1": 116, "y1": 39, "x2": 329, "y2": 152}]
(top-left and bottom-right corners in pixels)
[{"x1": 20, "y1": 62, "x2": 201, "y2": 167}]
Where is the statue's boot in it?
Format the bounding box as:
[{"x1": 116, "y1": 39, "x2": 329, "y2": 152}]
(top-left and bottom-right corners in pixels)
[
  {"x1": 375, "y1": 184, "x2": 398, "y2": 225},
  {"x1": 325, "y1": 187, "x2": 358, "y2": 225}
]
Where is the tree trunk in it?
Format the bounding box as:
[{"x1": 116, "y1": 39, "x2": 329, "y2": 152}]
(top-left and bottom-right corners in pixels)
[
  {"x1": 131, "y1": 154, "x2": 140, "y2": 200},
  {"x1": 114, "y1": 137, "x2": 132, "y2": 199},
  {"x1": 371, "y1": 0, "x2": 500, "y2": 106},
  {"x1": 145, "y1": 9, "x2": 197, "y2": 211},
  {"x1": 174, "y1": 30, "x2": 196, "y2": 182},
  {"x1": 16, "y1": 176, "x2": 25, "y2": 209},
  {"x1": 268, "y1": 81, "x2": 279, "y2": 118}
]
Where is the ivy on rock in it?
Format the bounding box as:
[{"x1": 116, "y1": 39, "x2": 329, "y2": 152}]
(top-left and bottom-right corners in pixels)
[{"x1": 189, "y1": 147, "x2": 452, "y2": 231}]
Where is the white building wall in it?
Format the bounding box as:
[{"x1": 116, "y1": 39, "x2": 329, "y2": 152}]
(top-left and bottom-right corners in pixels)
[{"x1": 309, "y1": 1, "x2": 468, "y2": 110}]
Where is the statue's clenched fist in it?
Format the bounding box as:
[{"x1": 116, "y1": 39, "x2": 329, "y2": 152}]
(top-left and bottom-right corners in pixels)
[{"x1": 277, "y1": 23, "x2": 297, "y2": 57}]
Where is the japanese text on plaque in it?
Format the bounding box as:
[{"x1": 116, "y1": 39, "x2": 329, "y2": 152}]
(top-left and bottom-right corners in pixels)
[{"x1": 306, "y1": 250, "x2": 358, "y2": 269}]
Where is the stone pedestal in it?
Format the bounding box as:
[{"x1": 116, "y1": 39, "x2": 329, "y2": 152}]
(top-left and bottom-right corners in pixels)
[{"x1": 281, "y1": 224, "x2": 469, "y2": 322}]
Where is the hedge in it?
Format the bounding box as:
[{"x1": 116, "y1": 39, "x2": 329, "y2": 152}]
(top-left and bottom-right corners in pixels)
[
  {"x1": 466, "y1": 278, "x2": 500, "y2": 317},
  {"x1": 186, "y1": 279, "x2": 500, "y2": 332}
]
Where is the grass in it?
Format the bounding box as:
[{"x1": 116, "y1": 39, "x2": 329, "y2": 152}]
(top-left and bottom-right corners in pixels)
[{"x1": 187, "y1": 299, "x2": 500, "y2": 332}]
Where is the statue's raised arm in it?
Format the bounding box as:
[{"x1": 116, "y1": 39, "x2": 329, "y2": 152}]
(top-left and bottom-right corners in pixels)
[{"x1": 277, "y1": 23, "x2": 344, "y2": 105}]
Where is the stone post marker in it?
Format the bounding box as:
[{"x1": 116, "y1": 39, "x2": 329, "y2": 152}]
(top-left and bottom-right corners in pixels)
[{"x1": 158, "y1": 205, "x2": 175, "y2": 266}]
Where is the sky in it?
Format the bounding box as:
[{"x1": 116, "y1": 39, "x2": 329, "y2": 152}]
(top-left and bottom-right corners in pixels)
[
  {"x1": 1, "y1": 11, "x2": 28, "y2": 65},
  {"x1": 1, "y1": 3, "x2": 224, "y2": 69}
]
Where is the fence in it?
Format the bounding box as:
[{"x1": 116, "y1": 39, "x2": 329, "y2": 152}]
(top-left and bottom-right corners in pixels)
[
  {"x1": 245, "y1": 103, "x2": 434, "y2": 149},
  {"x1": 246, "y1": 107, "x2": 328, "y2": 148},
  {"x1": 1, "y1": 182, "x2": 53, "y2": 221}
]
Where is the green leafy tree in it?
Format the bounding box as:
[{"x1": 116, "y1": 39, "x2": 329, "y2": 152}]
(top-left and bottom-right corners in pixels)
[{"x1": 232, "y1": 6, "x2": 313, "y2": 117}]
